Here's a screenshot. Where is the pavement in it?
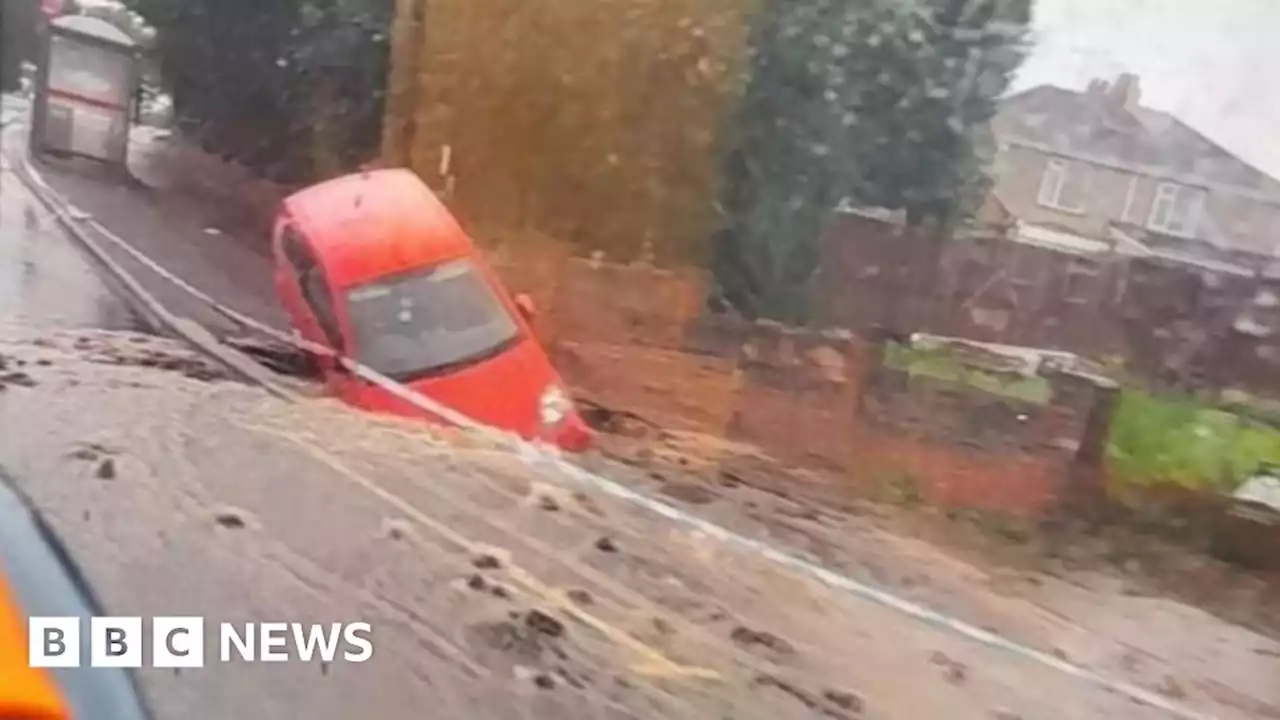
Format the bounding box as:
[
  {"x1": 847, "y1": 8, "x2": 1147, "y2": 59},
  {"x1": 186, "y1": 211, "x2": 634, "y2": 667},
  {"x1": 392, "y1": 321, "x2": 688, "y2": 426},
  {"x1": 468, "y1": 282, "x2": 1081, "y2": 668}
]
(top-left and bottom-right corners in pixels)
[{"x1": 1, "y1": 107, "x2": 1278, "y2": 719}]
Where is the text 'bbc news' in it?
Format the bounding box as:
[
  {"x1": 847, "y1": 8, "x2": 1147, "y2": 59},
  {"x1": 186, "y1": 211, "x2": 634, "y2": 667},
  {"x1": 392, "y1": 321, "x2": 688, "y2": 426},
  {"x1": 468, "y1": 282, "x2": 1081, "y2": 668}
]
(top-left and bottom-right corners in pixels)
[{"x1": 29, "y1": 617, "x2": 374, "y2": 668}]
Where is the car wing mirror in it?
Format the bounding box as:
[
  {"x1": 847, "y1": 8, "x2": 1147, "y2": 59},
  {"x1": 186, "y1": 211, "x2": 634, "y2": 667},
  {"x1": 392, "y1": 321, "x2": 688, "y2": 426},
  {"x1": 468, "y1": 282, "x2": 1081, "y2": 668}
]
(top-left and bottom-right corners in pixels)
[{"x1": 514, "y1": 293, "x2": 538, "y2": 324}]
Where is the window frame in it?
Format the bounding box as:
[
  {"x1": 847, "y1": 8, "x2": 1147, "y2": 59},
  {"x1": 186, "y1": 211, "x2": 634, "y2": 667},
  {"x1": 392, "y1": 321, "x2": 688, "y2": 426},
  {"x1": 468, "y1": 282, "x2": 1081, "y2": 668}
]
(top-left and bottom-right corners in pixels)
[
  {"x1": 343, "y1": 257, "x2": 525, "y2": 384},
  {"x1": 1147, "y1": 181, "x2": 1205, "y2": 238},
  {"x1": 280, "y1": 226, "x2": 345, "y2": 351},
  {"x1": 1036, "y1": 157, "x2": 1089, "y2": 213}
]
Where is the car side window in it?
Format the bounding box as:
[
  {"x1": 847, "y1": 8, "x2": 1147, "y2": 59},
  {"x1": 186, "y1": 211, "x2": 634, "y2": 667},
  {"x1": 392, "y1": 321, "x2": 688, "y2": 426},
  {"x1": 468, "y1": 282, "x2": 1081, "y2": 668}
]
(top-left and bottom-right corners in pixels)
[{"x1": 280, "y1": 227, "x2": 344, "y2": 350}]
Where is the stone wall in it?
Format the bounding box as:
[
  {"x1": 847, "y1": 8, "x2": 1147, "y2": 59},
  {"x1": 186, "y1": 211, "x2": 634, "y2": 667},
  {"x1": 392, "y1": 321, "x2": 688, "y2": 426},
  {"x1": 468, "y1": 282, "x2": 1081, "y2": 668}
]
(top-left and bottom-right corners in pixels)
[
  {"x1": 853, "y1": 356, "x2": 1116, "y2": 516},
  {"x1": 722, "y1": 323, "x2": 870, "y2": 474}
]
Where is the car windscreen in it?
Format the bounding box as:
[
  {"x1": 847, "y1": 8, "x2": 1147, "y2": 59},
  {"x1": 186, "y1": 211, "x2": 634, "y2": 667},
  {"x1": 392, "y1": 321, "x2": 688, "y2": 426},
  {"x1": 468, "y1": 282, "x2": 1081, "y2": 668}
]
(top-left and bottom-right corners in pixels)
[
  {"x1": 0, "y1": 470, "x2": 154, "y2": 720},
  {"x1": 345, "y1": 258, "x2": 521, "y2": 382}
]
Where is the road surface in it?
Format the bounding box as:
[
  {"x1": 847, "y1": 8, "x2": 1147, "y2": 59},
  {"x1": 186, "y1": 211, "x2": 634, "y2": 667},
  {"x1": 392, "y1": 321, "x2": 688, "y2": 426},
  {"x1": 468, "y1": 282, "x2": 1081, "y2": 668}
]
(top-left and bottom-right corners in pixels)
[
  {"x1": 0, "y1": 160, "x2": 141, "y2": 331},
  {"x1": 1, "y1": 93, "x2": 26, "y2": 127}
]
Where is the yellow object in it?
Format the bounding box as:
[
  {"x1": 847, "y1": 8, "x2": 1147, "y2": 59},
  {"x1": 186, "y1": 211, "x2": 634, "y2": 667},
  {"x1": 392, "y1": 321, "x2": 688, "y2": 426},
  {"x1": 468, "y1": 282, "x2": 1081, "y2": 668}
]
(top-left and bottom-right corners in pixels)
[{"x1": 0, "y1": 574, "x2": 69, "y2": 720}]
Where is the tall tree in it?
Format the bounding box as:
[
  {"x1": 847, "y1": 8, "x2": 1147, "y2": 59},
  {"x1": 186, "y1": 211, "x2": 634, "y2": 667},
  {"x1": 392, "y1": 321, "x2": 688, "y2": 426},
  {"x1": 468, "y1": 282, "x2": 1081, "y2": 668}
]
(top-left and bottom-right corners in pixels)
[
  {"x1": 1, "y1": 0, "x2": 41, "y2": 91},
  {"x1": 710, "y1": 0, "x2": 1032, "y2": 324},
  {"x1": 122, "y1": 0, "x2": 390, "y2": 181}
]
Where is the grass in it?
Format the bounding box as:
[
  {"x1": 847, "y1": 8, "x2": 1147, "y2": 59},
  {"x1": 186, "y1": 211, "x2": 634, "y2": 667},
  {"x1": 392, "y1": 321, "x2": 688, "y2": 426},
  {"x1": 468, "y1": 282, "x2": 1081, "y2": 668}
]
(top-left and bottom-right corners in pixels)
[
  {"x1": 1106, "y1": 390, "x2": 1280, "y2": 493},
  {"x1": 879, "y1": 343, "x2": 1280, "y2": 495},
  {"x1": 883, "y1": 344, "x2": 1053, "y2": 405}
]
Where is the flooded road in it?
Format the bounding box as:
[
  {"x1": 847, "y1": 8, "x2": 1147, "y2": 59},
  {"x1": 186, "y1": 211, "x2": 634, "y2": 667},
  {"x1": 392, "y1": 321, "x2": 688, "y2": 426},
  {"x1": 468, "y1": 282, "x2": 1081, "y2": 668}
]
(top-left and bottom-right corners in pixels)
[
  {"x1": 0, "y1": 165, "x2": 141, "y2": 331},
  {"x1": 0, "y1": 328, "x2": 1275, "y2": 720}
]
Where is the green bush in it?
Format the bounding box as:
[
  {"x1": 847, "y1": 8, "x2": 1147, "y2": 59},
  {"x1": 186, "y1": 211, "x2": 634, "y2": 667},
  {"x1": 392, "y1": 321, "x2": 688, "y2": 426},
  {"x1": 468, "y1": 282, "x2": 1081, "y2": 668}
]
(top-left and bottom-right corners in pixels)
[{"x1": 1107, "y1": 391, "x2": 1280, "y2": 492}]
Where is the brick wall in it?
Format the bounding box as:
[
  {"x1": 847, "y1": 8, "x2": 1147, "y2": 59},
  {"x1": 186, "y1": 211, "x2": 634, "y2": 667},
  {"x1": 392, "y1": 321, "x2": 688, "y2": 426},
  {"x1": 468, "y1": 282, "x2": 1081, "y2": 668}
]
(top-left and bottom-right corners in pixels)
[
  {"x1": 500, "y1": 249, "x2": 1118, "y2": 520},
  {"x1": 724, "y1": 324, "x2": 869, "y2": 473},
  {"x1": 852, "y1": 357, "x2": 1116, "y2": 517}
]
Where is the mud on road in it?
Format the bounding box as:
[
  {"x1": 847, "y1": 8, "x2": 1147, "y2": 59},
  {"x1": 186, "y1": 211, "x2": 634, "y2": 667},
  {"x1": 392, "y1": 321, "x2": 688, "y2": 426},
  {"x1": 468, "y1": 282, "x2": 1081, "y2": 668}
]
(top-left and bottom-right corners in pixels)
[{"x1": 0, "y1": 327, "x2": 1277, "y2": 720}]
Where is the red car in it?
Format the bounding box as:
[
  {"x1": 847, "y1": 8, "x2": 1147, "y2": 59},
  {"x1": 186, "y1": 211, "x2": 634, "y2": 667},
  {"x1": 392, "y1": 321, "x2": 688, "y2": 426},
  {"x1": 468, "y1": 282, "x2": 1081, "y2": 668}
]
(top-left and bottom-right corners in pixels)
[{"x1": 272, "y1": 169, "x2": 592, "y2": 452}]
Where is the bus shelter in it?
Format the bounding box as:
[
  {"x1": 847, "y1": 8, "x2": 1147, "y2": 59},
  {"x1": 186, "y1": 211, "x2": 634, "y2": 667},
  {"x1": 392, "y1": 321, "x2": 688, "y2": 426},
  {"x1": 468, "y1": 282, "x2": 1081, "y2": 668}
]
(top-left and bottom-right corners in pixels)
[{"x1": 30, "y1": 15, "x2": 139, "y2": 166}]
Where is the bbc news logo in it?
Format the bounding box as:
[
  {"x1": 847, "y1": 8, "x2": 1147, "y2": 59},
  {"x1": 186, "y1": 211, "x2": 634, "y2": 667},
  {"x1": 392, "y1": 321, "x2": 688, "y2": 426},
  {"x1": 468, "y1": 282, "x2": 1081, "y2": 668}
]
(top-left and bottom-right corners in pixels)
[{"x1": 29, "y1": 617, "x2": 374, "y2": 668}]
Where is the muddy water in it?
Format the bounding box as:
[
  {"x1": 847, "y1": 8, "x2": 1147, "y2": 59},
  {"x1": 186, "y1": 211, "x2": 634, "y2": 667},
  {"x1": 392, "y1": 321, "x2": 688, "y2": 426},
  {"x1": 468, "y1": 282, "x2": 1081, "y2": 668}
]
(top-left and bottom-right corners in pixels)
[
  {"x1": 0, "y1": 328, "x2": 1275, "y2": 720},
  {"x1": 590, "y1": 431, "x2": 1280, "y2": 720}
]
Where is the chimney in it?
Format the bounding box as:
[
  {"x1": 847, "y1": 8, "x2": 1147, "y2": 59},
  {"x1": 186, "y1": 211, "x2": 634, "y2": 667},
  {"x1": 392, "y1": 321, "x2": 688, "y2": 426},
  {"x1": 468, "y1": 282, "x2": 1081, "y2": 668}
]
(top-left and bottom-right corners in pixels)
[{"x1": 1109, "y1": 73, "x2": 1142, "y2": 112}]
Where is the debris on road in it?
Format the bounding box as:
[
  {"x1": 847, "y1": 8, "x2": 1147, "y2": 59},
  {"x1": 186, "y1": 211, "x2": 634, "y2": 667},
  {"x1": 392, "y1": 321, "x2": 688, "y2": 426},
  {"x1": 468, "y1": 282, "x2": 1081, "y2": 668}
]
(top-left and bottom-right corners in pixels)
[
  {"x1": 383, "y1": 517, "x2": 413, "y2": 541},
  {"x1": 95, "y1": 457, "x2": 116, "y2": 480},
  {"x1": 213, "y1": 507, "x2": 248, "y2": 530},
  {"x1": 223, "y1": 335, "x2": 315, "y2": 377},
  {"x1": 931, "y1": 651, "x2": 970, "y2": 686},
  {"x1": 824, "y1": 689, "x2": 865, "y2": 715},
  {"x1": 729, "y1": 625, "x2": 795, "y2": 656},
  {"x1": 473, "y1": 553, "x2": 503, "y2": 570},
  {"x1": 0, "y1": 370, "x2": 37, "y2": 388},
  {"x1": 525, "y1": 609, "x2": 566, "y2": 639},
  {"x1": 751, "y1": 673, "x2": 858, "y2": 719},
  {"x1": 660, "y1": 482, "x2": 717, "y2": 505},
  {"x1": 471, "y1": 613, "x2": 565, "y2": 664},
  {"x1": 0, "y1": 326, "x2": 1275, "y2": 720}
]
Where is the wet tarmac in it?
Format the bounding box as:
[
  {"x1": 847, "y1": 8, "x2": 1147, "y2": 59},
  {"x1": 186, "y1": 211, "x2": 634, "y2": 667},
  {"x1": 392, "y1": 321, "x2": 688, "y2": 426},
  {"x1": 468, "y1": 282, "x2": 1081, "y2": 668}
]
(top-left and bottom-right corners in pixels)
[
  {"x1": 0, "y1": 166, "x2": 143, "y2": 331},
  {"x1": 0, "y1": 95, "x2": 25, "y2": 127}
]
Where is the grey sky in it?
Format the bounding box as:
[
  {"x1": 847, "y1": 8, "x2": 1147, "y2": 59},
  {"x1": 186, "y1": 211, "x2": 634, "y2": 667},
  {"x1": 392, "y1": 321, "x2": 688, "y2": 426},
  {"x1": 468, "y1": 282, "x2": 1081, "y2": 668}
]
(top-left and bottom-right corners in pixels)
[{"x1": 1012, "y1": 0, "x2": 1280, "y2": 180}]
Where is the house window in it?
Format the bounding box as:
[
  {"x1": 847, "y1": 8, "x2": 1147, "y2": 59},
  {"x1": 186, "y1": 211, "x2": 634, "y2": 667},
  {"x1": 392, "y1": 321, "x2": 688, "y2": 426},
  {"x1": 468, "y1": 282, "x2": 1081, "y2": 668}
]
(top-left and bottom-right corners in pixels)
[
  {"x1": 1037, "y1": 158, "x2": 1089, "y2": 212},
  {"x1": 1147, "y1": 182, "x2": 1205, "y2": 237}
]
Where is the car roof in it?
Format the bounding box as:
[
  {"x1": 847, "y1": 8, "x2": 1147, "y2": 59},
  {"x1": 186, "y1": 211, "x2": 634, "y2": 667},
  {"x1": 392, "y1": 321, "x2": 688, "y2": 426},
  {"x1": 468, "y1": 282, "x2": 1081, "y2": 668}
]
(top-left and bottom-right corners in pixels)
[
  {"x1": 0, "y1": 471, "x2": 152, "y2": 720},
  {"x1": 281, "y1": 169, "x2": 475, "y2": 289}
]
